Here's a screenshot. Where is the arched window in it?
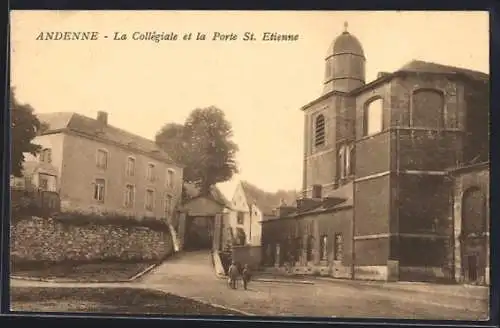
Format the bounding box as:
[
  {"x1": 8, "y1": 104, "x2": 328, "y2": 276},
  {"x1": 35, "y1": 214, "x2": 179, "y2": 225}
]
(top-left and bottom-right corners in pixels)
[
  {"x1": 338, "y1": 146, "x2": 346, "y2": 178},
  {"x1": 462, "y1": 187, "x2": 487, "y2": 234},
  {"x1": 411, "y1": 89, "x2": 445, "y2": 129},
  {"x1": 324, "y1": 58, "x2": 333, "y2": 80},
  {"x1": 338, "y1": 144, "x2": 355, "y2": 180},
  {"x1": 363, "y1": 98, "x2": 383, "y2": 136},
  {"x1": 314, "y1": 114, "x2": 326, "y2": 147},
  {"x1": 347, "y1": 145, "x2": 355, "y2": 176}
]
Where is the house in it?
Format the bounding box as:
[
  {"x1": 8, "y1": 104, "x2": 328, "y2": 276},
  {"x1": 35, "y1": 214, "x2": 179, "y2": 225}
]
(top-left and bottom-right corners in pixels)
[
  {"x1": 229, "y1": 181, "x2": 297, "y2": 247},
  {"x1": 10, "y1": 158, "x2": 61, "y2": 217},
  {"x1": 11, "y1": 155, "x2": 59, "y2": 192},
  {"x1": 260, "y1": 23, "x2": 490, "y2": 285},
  {"x1": 29, "y1": 111, "x2": 184, "y2": 221}
]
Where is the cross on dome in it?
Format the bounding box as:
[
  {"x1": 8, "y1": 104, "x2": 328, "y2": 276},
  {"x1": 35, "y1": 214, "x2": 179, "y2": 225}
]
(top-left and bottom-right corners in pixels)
[{"x1": 344, "y1": 21, "x2": 349, "y2": 32}]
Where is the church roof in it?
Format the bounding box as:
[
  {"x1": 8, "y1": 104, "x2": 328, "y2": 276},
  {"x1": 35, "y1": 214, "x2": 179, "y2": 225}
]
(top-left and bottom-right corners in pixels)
[
  {"x1": 398, "y1": 60, "x2": 489, "y2": 81},
  {"x1": 302, "y1": 59, "x2": 489, "y2": 111},
  {"x1": 37, "y1": 112, "x2": 178, "y2": 165},
  {"x1": 326, "y1": 23, "x2": 365, "y2": 58}
]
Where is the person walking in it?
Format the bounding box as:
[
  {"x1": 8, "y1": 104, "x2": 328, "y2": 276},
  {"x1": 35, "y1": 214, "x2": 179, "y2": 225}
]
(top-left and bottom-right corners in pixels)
[
  {"x1": 228, "y1": 261, "x2": 239, "y2": 289},
  {"x1": 242, "y1": 264, "x2": 251, "y2": 290}
]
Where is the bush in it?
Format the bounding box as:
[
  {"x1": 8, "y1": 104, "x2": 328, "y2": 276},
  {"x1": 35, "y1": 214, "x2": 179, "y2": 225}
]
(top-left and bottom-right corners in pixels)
[{"x1": 52, "y1": 210, "x2": 170, "y2": 232}]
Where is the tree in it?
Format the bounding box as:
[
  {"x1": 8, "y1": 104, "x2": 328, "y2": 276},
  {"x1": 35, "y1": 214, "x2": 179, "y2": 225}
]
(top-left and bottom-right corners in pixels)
[
  {"x1": 155, "y1": 106, "x2": 239, "y2": 195},
  {"x1": 10, "y1": 88, "x2": 43, "y2": 177},
  {"x1": 154, "y1": 122, "x2": 187, "y2": 164}
]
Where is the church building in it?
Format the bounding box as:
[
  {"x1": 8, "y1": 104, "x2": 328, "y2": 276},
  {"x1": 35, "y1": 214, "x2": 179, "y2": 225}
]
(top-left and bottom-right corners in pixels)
[{"x1": 260, "y1": 23, "x2": 489, "y2": 285}]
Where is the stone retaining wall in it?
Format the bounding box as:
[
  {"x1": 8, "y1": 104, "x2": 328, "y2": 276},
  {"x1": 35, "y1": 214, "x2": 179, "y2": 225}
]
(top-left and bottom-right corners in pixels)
[{"x1": 11, "y1": 216, "x2": 174, "y2": 263}]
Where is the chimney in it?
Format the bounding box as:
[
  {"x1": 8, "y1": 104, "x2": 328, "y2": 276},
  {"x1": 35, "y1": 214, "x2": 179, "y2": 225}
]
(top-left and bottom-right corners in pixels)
[
  {"x1": 274, "y1": 205, "x2": 296, "y2": 218},
  {"x1": 97, "y1": 111, "x2": 108, "y2": 125}
]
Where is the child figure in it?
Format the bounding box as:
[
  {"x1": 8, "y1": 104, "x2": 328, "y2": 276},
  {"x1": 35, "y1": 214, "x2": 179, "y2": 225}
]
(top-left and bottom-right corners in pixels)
[{"x1": 242, "y1": 264, "x2": 251, "y2": 290}]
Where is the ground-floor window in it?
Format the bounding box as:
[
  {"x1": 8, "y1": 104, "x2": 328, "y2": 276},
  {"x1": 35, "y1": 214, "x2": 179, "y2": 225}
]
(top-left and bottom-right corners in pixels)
[
  {"x1": 320, "y1": 235, "x2": 328, "y2": 261},
  {"x1": 334, "y1": 233, "x2": 344, "y2": 261},
  {"x1": 294, "y1": 237, "x2": 302, "y2": 263},
  {"x1": 275, "y1": 243, "x2": 281, "y2": 265},
  {"x1": 306, "y1": 236, "x2": 314, "y2": 262},
  {"x1": 264, "y1": 243, "x2": 274, "y2": 266}
]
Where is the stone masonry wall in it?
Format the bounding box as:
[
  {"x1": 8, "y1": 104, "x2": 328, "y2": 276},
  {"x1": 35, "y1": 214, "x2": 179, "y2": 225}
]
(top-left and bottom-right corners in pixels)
[{"x1": 11, "y1": 216, "x2": 174, "y2": 263}]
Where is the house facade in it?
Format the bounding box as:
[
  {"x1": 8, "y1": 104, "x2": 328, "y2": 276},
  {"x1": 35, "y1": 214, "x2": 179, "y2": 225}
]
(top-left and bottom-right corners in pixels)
[
  {"x1": 261, "y1": 23, "x2": 490, "y2": 285},
  {"x1": 228, "y1": 182, "x2": 264, "y2": 247},
  {"x1": 30, "y1": 111, "x2": 184, "y2": 221},
  {"x1": 11, "y1": 152, "x2": 59, "y2": 192}
]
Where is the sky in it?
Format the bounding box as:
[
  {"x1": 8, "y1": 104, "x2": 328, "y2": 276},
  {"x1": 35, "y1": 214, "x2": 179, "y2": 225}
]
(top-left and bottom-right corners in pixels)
[{"x1": 10, "y1": 11, "x2": 489, "y2": 198}]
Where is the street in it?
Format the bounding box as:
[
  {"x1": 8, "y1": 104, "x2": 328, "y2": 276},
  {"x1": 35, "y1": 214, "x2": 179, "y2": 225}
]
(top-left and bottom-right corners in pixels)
[{"x1": 10, "y1": 251, "x2": 489, "y2": 320}]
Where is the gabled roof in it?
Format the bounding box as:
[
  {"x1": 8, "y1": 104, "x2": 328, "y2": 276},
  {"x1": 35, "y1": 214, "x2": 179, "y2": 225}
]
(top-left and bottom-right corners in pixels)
[
  {"x1": 22, "y1": 161, "x2": 58, "y2": 177},
  {"x1": 239, "y1": 181, "x2": 298, "y2": 216},
  {"x1": 37, "y1": 112, "x2": 177, "y2": 165},
  {"x1": 183, "y1": 182, "x2": 232, "y2": 209}
]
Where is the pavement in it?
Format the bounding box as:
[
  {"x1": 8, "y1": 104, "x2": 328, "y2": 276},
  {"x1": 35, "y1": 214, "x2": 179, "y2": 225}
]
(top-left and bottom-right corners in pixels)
[
  {"x1": 252, "y1": 272, "x2": 488, "y2": 300},
  {"x1": 10, "y1": 250, "x2": 490, "y2": 320}
]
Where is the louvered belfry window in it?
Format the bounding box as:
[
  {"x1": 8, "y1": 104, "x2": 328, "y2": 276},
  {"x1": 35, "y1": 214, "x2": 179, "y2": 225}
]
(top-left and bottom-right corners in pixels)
[{"x1": 315, "y1": 114, "x2": 326, "y2": 147}]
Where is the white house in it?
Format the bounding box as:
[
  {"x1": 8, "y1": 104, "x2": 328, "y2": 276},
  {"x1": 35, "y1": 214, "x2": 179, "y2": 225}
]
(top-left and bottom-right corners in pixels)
[{"x1": 228, "y1": 181, "x2": 296, "y2": 247}]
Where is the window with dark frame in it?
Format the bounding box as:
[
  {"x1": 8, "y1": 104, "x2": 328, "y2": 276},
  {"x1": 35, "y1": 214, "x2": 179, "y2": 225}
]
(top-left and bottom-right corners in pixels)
[
  {"x1": 306, "y1": 235, "x2": 314, "y2": 262},
  {"x1": 347, "y1": 145, "x2": 355, "y2": 176},
  {"x1": 39, "y1": 174, "x2": 49, "y2": 191},
  {"x1": 96, "y1": 149, "x2": 108, "y2": 169},
  {"x1": 166, "y1": 169, "x2": 175, "y2": 188},
  {"x1": 294, "y1": 237, "x2": 302, "y2": 262},
  {"x1": 320, "y1": 235, "x2": 328, "y2": 261},
  {"x1": 334, "y1": 233, "x2": 344, "y2": 261},
  {"x1": 40, "y1": 148, "x2": 52, "y2": 163},
  {"x1": 338, "y1": 144, "x2": 355, "y2": 180},
  {"x1": 126, "y1": 157, "x2": 135, "y2": 176},
  {"x1": 312, "y1": 184, "x2": 322, "y2": 199},
  {"x1": 314, "y1": 114, "x2": 326, "y2": 147},
  {"x1": 411, "y1": 89, "x2": 445, "y2": 129},
  {"x1": 338, "y1": 146, "x2": 346, "y2": 178},
  {"x1": 237, "y1": 211, "x2": 245, "y2": 225},
  {"x1": 145, "y1": 189, "x2": 154, "y2": 211},
  {"x1": 94, "y1": 178, "x2": 105, "y2": 202},
  {"x1": 147, "y1": 163, "x2": 155, "y2": 182},
  {"x1": 363, "y1": 98, "x2": 383, "y2": 136},
  {"x1": 165, "y1": 194, "x2": 173, "y2": 215},
  {"x1": 124, "y1": 184, "x2": 134, "y2": 207}
]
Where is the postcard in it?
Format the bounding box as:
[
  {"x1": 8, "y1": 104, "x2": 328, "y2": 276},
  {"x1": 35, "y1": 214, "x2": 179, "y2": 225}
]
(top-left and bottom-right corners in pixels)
[{"x1": 8, "y1": 10, "x2": 490, "y2": 321}]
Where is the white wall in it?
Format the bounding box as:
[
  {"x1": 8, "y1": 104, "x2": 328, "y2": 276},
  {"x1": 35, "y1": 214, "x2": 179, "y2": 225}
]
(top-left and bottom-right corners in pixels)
[{"x1": 249, "y1": 204, "x2": 263, "y2": 246}]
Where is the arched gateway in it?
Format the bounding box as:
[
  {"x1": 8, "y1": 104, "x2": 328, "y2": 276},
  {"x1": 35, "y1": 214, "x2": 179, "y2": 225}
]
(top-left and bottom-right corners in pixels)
[{"x1": 178, "y1": 194, "x2": 232, "y2": 252}]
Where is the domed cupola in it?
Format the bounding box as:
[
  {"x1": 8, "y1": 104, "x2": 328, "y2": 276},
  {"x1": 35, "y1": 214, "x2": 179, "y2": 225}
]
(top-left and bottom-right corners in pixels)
[{"x1": 323, "y1": 22, "x2": 366, "y2": 94}]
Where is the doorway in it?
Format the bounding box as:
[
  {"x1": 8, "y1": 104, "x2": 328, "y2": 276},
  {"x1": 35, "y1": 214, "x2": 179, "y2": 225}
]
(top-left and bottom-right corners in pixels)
[
  {"x1": 184, "y1": 216, "x2": 214, "y2": 251},
  {"x1": 467, "y1": 255, "x2": 478, "y2": 283}
]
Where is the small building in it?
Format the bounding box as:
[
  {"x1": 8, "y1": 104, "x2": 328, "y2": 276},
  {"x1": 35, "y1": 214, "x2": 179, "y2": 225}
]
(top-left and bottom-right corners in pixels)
[
  {"x1": 177, "y1": 184, "x2": 233, "y2": 252},
  {"x1": 11, "y1": 157, "x2": 59, "y2": 192},
  {"x1": 260, "y1": 23, "x2": 489, "y2": 285},
  {"x1": 31, "y1": 111, "x2": 184, "y2": 221}
]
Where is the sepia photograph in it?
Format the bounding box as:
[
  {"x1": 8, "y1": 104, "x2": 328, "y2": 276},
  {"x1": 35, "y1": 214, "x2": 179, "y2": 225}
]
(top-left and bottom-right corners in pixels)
[{"x1": 8, "y1": 10, "x2": 490, "y2": 321}]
